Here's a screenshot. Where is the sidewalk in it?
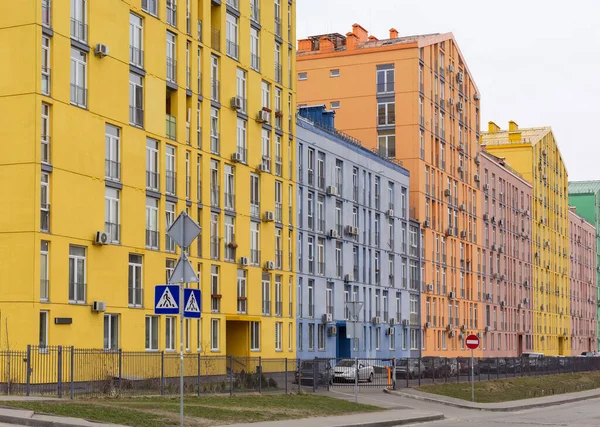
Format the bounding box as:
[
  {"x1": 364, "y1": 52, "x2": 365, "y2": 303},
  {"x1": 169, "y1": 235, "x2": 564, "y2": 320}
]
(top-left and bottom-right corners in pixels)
[
  {"x1": 0, "y1": 406, "x2": 125, "y2": 427},
  {"x1": 385, "y1": 387, "x2": 600, "y2": 412}
]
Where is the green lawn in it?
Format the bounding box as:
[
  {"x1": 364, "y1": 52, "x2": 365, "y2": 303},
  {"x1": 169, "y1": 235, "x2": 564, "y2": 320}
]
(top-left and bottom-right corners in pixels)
[
  {"x1": 417, "y1": 371, "x2": 600, "y2": 403},
  {"x1": 2, "y1": 394, "x2": 382, "y2": 427}
]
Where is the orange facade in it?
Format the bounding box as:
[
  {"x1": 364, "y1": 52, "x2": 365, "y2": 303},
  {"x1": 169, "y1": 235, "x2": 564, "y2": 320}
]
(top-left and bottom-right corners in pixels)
[{"x1": 297, "y1": 24, "x2": 483, "y2": 356}]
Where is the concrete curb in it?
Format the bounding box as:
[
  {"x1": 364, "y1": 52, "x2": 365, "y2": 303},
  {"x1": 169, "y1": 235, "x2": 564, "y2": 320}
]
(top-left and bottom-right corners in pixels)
[
  {"x1": 384, "y1": 388, "x2": 600, "y2": 412},
  {"x1": 0, "y1": 407, "x2": 123, "y2": 427},
  {"x1": 322, "y1": 414, "x2": 445, "y2": 427}
]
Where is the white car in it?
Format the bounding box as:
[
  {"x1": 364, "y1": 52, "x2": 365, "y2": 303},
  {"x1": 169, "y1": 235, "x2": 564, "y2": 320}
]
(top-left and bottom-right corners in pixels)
[{"x1": 332, "y1": 360, "x2": 374, "y2": 383}]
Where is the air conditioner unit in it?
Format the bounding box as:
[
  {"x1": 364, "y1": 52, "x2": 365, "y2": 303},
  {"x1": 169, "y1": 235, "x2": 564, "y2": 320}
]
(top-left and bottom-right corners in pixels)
[
  {"x1": 425, "y1": 322, "x2": 431, "y2": 329},
  {"x1": 498, "y1": 218, "x2": 504, "y2": 226},
  {"x1": 540, "y1": 304, "x2": 545, "y2": 311},
  {"x1": 449, "y1": 291, "x2": 456, "y2": 299},
  {"x1": 500, "y1": 301, "x2": 506, "y2": 308},
  {"x1": 491, "y1": 244, "x2": 497, "y2": 252},
  {"x1": 257, "y1": 110, "x2": 269, "y2": 123},
  {"x1": 344, "y1": 273, "x2": 354, "y2": 282},
  {"x1": 474, "y1": 174, "x2": 480, "y2": 182},
  {"x1": 449, "y1": 97, "x2": 455, "y2": 106},
  {"x1": 499, "y1": 246, "x2": 504, "y2": 254},
  {"x1": 457, "y1": 101, "x2": 464, "y2": 111},
  {"x1": 94, "y1": 231, "x2": 109, "y2": 245},
  {"x1": 92, "y1": 301, "x2": 106, "y2": 312},
  {"x1": 322, "y1": 313, "x2": 333, "y2": 323},
  {"x1": 444, "y1": 189, "x2": 451, "y2": 197},
  {"x1": 477, "y1": 332, "x2": 483, "y2": 338},
  {"x1": 458, "y1": 333, "x2": 465, "y2": 340},
  {"x1": 326, "y1": 186, "x2": 337, "y2": 196},
  {"x1": 240, "y1": 256, "x2": 249, "y2": 266},
  {"x1": 460, "y1": 230, "x2": 467, "y2": 238},
  {"x1": 491, "y1": 216, "x2": 496, "y2": 224},
  {"x1": 445, "y1": 228, "x2": 453, "y2": 236},
  {"x1": 518, "y1": 303, "x2": 523, "y2": 310},
  {"x1": 387, "y1": 327, "x2": 395, "y2": 336},
  {"x1": 500, "y1": 274, "x2": 506, "y2": 281},
  {"x1": 486, "y1": 293, "x2": 493, "y2": 300},
  {"x1": 230, "y1": 96, "x2": 243, "y2": 110},
  {"x1": 328, "y1": 229, "x2": 339, "y2": 239},
  {"x1": 485, "y1": 326, "x2": 491, "y2": 333},
  {"x1": 461, "y1": 324, "x2": 466, "y2": 332},
  {"x1": 483, "y1": 184, "x2": 489, "y2": 192},
  {"x1": 402, "y1": 319, "x2": 410, "y2": 327},
  {"x1": 446, "y1": 324, "x2": 453, "y2": 331},
  {"x1": 264, "y1": 261, "x2": 275, "y2": 270},
  {"x1": 345, "y1": 225, "x2": 359, "y2": 236},
  {"x1": 263, "y1": 211, "x2": 275, "y2": 222},
  {"x1": 474, "y1": 93, "x2": 480, "y2": 101},
  {"x1": 386, "y1": 209, "x2": 394, "y2": 217},
  {"x1": 423, "y1": 220, "x2": 430, "y2": 228},
  {"x1": 257, "y1": 164, "x2": 269, "y2": 173},
  {"x1": 327, "y1": 326, "x2": 337, "y2": 336},
  {"x1": 372, "y1": 316, "x2": 381, "y2": 325},
  {"x1": 231, "y1": 152, "x2": 243, "y2": 163},
  {"x1": 493, "y1": 273, "x2": 498, "y2": 279},
  {"x1": 449, "y1": 330, "x2": 456, "y2": 338},
  {"x1": 460, "y1": 204, "x2": 466, "y2": 211},
  {"x1": 389, "y1": 318, "x2": 397, "y2": 327},
  {"x1": 524, "y1": 298, "x2": 529, "y2": 304},
  {"x1": 542, "y1": 149, "x2": 547, "y2": 156},
  {"x1": 541, "y1": 336, "x2": 545, "y2": 341},
  {"x1": 483, "y1": 213, "x2": 489, "y2": 221},
  {"x1": 448, "y1": 64, "x2": 455, "y2": 72},
  {"x1": 457, "y1": 71, "x2": 464, "y2": 83},
  {"x1": 560, "y1": 310, "x2": 564, "y2": 316},
  {"x1": 427, "y1": 284, "x2": 434, "y2": 292},
  {"x1": 94, "y1": 43, "x2": 109, "y2": 58},
  {"x1": 458, "y1": 166, "x2": 464, "y2": 173}
]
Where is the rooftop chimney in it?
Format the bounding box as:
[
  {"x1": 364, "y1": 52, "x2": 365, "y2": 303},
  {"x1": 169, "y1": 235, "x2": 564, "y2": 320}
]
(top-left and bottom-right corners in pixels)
[
  {"x1": 318, "y1": 36, "x2": 335, "y2": 53},
  {"x1": 508, "y1": 120, "x2": 522, "y2": 143},
  {"x1": 508, "y1": 121, "x2": 519, "y2": 132},
  {"x1": 297, "y1": 39, "x2": 312, "y2": 53},
  {"x1": 488, "y1": 121, "x2": 500, "y2": 133},
  {"x1": 389, "y1": 28, "x2": 398, "y2": 39},
  {"x1": 368, "y1": 35, "x2": 378, "y2": 41},
  {"x1": 346, "y1": 32, "x2": 358, "y2": 50},
  {"x1": 352, "y1": 23, "x2": 369, "y2": 43}
]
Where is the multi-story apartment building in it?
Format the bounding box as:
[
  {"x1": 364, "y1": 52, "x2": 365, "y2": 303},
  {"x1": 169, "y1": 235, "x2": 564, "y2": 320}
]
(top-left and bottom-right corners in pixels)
[
  {"x1": 568, "y1": 181, "x2": 600, "y2": 350},
  {"x1": 482, "y1": 121, "x2": 570, "y2": 355},
  {"x1": 479, "y1": 151, "x2": 533, "y2": 357},
  {"x1": 568, "y1": 207, "x2": 597, "y2": 354},
  {"x1": 296, "y1": 105, "x2": 421, "y2": 359},
  {"x1": 0, "y1": 0, "x2": 296, "y2": 357},
  {"x1": 297, "y1": 25, "x2": 482, "y2": 356}
]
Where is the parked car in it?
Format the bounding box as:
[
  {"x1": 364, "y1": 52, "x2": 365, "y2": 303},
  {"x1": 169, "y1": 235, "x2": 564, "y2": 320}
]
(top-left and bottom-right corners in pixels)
[
  {"x1": 332, "y1": 359, "x2": 374, "y2": 383},
  {"x1": 294, "y1": 359, "x2": 331, "y2": 386},
  {"x1": 395, "y1": 359, "x2": 425, "y2": 379},
  {"x1": 458, "y1": 357, "x2": 479, "y2": 375},
  {"x1": 581, "y1": 351, "x2": 598, "y2": 357},
  {"x1": 479, "y1": 358, "x2": 507, "y2": 373},
  {"x1": 422, "y1": 357, "x2": 452, "y2": 378}
]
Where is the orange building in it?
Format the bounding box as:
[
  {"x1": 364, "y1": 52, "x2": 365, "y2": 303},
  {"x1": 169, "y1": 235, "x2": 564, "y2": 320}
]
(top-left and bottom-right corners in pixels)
[{"x1": 297, "y1": 24, "x2": 483, "y2": 356}]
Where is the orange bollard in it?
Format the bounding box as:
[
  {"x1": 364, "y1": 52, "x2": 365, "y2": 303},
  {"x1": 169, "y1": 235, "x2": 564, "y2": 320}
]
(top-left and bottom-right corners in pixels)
[{"x1": 386, "y1": 366, "x2": 391, "y2": 388}]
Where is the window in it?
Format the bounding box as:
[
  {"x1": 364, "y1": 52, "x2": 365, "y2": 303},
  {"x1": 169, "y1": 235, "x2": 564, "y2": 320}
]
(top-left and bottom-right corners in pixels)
[
  {"x1": 275, "y1": 181, "x2": 283, "y2": 222},
  {"x1": 142, "y1": 0, "x2": 158, "y2": 16},
  {"x1": 275, "y1": 322, "x2": 282, "y2": 350},
  {"x1": 262, "y1": 273, "x2": 271, "y2": 315},
  {"x1": 211, "y1": 318, "x2": 220, "y2": 351},
  {"x1": 128, "y1": 254, "x2": 143, "y2": 306},
  {"x1": 378, "y1": 133, "x2": 396, "y2": 158},
  {"x1": 129, "y1": 73, "x2": 144, "y2": 126},
  {"x1": 308, "y1": 323, "x2": 314, "y2": 350},
  {"x1": 237, "y1": 269, "x2": 247, "y2": 313},
  {"x1": 210, "y1": 159, "x2": 219, "y2": 207},
  {"x1": 376, "y1": 66, "x2": 394, "y2": 93},
  {"x1": 41, "y1": 103, "x2": 50, "y2": 164},
  {"x1": 250, "y1": 28, "x2": 260, "y2": 71},
  {"x1": 40, "y1": 241, "x2": 49, "y2": 302},
  {"x1": 164, "y1": 316, "x2": 176, "y2": 350},
  {"x1": 250, "y1": 174, "x2": 260, "y2": 218},
  {"x1": 318, "y1": 324, "x2": 325, "y2": 350},
  {"x1": 145, "y1": 197, "x2": 159, "y2": 249},
  {"x1": 275, "y1": 275, "x2": 283, "y2": 315},
  {"x1": 166, "y1": 258, "x2": 175, "y2": 282},
  {"x1": 211, "y1": 265, "x2": 220, "y2": 312},
  {"x1": 289, "y1": 323, "x2": 293, "y2": 350},
  {"x1": 145, "y1": 315, "x2": 159, "y2": 350},
  {"x1": 389, "y1": 328, "x2": 395, "y2": 350},
  {"x1": 70, "y1": 0, "x2": 87, "y2": 42},
  {"x1": 250, "y1": 321, "x2": 260, "y2": 350},
  {"x1": 105, "y1": 124, "x2": 120, "y2": 180},
  {"x1": 330, "y1": 101, "x2": 340, "y2": 109},
  {"x1": 70, "y1": 48, "x2": 87, "y2": 107},
  {"x1": 165, "y1": 202, "x2": 176, "y2": 252},
  {"x1": 330, "y1": 69, "x2": 340, "y2": 77},
  {"x1": 375, "y1": 327, "x2": 381, "y2": 350},
  {"x1": 224, "y1": 216, "x2": 236, "y2": 261},
  {"x1": 146, "y1": 138, "x2": 159, "y2": 190},
  {"x1": 236, "y1": 68, "x2": 247, "y2": 114},
  {"x1": 185, "y1": 151, "x2": 191, "y2": 198},
  {"x1": 210, "y1": 55, "x2": 219, "y2": 102},
  {"x1": 41, "y1": 36, "x2": 51, "y2": 96},
  {"x1": 275, "y1": 88, "x2": 283, "y2": 130},
  {"x1": 275, "y1": 228, "x2": 283, "y2": 269},
  {"x1": 210, "y1": 107, "x2": 220, "y2": 154},
  {"x1": 39, "y1": 311, "x2": 48, "y2": 348},
  {"x1": 105, "y1": 188, "x2": 120, "y2": 243},
  {"x1": 226, "y1": 13, "x2": 239, "y2": 59},
  {"x1": 261, "y1": 80, "x2": 271, "y2": 111},
  {"x1": 210, "y1": 213, "x2": 220, "y2": 260},
  {"x1": 317, "y1": 237, "x2": 325, "y2": 275},
  {"x1": 298, "y1": 323, "x2": 303, "y2": 351},
  {"x1": 130, "y1": 13, "x2": 144, "y2": 67},
  {"x1": 377, "y1": 102, "x2": 395, "y2": 125},
  {"x1": 40, "y1": 172, "x2": 50, "y2": 232},
  {"x1": 166, "y1": 0, "x2": 176, "y2": 26},
  {"x1": 274, "y1": 42, "x2": 282, "y2": 83},
  {"x1": 68, "y1": 245, "x2": 86, "y2": 303},
  {"x1": 262, "y1": 129, "x2": 271, "y2": 171},
  {"x1": 224, "y1": 164, "x2": 235, "y2": 211},
  {"x1": 274, "y1": 0, "x2": 282, "y2": 37},
  {"x1": 308, "y1": 280, "x2": 314, "y2": 318},
  {"x1": 185, "y1": 41, "x2": 191, "y2": 89},
  {"x1": 103, "y1": 314, "x2": 119, "y2": 350},
  {"x1": 42, "y1": 0, "x2": 51, "y2": 27},
  {"x1": 298, "y1": 72, "x2": 307, "y2": 81},
  {"x1": 166, "y1": 31, "x2": 177, "y2": 83},
  {"x1": 250, "y1": 222, "x2": 260, "y2": 265}
]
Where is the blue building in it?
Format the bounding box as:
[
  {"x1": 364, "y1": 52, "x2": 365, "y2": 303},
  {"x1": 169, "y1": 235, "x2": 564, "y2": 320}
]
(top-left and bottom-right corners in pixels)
[{"x1": 296, "y1": 106, "x2": 422, "y2": 360}]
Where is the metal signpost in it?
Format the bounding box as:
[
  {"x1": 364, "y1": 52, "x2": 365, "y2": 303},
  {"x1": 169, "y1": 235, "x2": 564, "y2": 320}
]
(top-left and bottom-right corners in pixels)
[
  {"x1": 155, "y1": 211, "x2": 201, "y2": 427},
  {"x1": 465, "y1": 334, "x2": 480, "y2": 402},
  {"x1": 344, "y1": 301, "x2": 363, "y2": 403}
]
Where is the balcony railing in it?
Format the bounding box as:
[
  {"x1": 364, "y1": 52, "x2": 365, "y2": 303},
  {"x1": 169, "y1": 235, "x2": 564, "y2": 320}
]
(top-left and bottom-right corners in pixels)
[
  {"x1": 40, "y1": 279, "x2": 49, "y2": 301},
  {"x1": 210, "y1": 132, "x2": 220, "y2": 155},
  {"x1": 210, "y1": 236, "x2": 220, "y2": 260},
  {"x1": 224, "y1": 192, "x2": 235, "y2": 211},
  {"x1": 69, "y1": 282, "x2": 86, "y2": 303},
  {"x1": 250, "y1": 249, "x2": 260, "y2": 265},
  {"x1": 166, "y1": 170, "x2": 177, "y2": 195},
  {"x1": 146, "y1": 171, "x2": 159, "y2": 191},
  {"x1": 70, "y1": 84, "x2": 87, "y2": 108},
  {"x1": 211, "y1": 78, "x2": 219, "y2": 102},
  {"x1": 166, "y1": 114, "x2": 176, "y2": 140},
  {"x1": 70, "y1": 18, "x2": 87, "y2": 42},
  {"x1": 211, "y1": 27, "x2": 220, "y2": 51},
  {"x1": 128, "y1": 287, "x2": 143, "y2": 307},
  {"x1": 275, "y1": 64, "x2": 282, "y2": 84},
  {"x1": 236, "y1": 146, "x2": 247, "y2": 164},
  {"x1": 166, "y1": 58, "x2": 177, "y2": 83},
  {"x1": 274, "y1": 17, "x2": 282, "y2": 37},
  {"x1": 262, "y1": 300, "x2": 271, "y2": 316},
  {"x1": 275, "y1": 301, "x2": 283, "y2": 317},
  {"x1": 226, "y1": 40, "x2": 239, "y2": 59},
  {"x1": 41, "y1": 135, "x2": 51, "y2": 164},
  {"x1": 130, "y1": 46, "x2": 144, "y2": 68},
  {"x1": 105, "y1": 222, "x2": 120, "y2": 243},
  {"x1": 130, "y1": 106, "x2": 144, "y2": 127},
  {"x1": 251, "y1": 53, "x2": 260, "y2": 71},
  {"x1": 210, "y1": 185, "x2": 220, "y2": 207},
  {"x1": 41, "y1": 204, "x2": 50, "y2": 232},
  {"x1": 146, "y1": 229, "x2": 159, "y2": 249}
]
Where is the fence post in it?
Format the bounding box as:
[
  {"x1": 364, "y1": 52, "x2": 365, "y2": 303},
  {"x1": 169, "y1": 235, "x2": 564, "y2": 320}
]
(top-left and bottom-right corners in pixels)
[
  {"x1": 297, "y1": 358, "x2": 301, "y2": 394},
  {"x1": 418, "y1": 357, "x2": 421, "y2": 386},
  {"x1": 496, "y1": 357, "x2": 499, "y2": 380},
  {"x1": 69, "y1": 346, "x2": 74, "y2": 399},
  {"x1": 229, "y1": 355, "x2": 233, "y2": 396},
  {"x1": 258, "y1": 356, "x2": 262, "y2": 393},
  {"x1": 57, "y1": 346, "x2": 63, "y2": 398},
  {"x1": 284, "y1": 358, "x2": 288, "y2": 394},
  {"x1": 312, "y1": 357, "x2": 317, "y2": 392},
  {"x1": 197, "y1": 353, "x2": 201, "y2": 396},
  {"x1": 25, "y1": 345, "x2": 31, "y2": 397},
  {"x1": 118, "y1": 349, "x2": 122, "y2": 392},
  {"x1": 457, "y1": 357, "x2": 460, "y2": 383},
  {"x1": 160, "y1": 351, "x2": 165, "y2": 396}
]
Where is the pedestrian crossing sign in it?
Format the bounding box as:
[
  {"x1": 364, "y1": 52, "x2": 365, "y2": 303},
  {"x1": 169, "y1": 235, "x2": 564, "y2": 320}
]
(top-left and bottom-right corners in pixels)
[
  {"x1": 183, "y1": 289, "x2": 201, "y2": 318},
  {"x1": 154, "y1": 285, "x2": 180, "y2": 315}
]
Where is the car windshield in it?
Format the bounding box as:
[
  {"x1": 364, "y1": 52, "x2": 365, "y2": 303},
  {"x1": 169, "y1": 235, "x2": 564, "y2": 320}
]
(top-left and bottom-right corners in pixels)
[{"x1": 337, "y1": 360, "x2": 356, "y2": 367}]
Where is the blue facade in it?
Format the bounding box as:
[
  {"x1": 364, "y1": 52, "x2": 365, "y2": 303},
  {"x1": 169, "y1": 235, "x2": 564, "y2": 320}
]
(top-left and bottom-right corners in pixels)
[{"x1": 296, "y1": 106, "x2": 422, "y2": 360}]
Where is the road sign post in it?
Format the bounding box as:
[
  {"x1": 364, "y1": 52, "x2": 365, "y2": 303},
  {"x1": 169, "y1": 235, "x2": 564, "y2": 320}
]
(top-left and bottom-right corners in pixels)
[
  {"x1": 154, "y1": 212, "x2": 201, "y2": 427},
  {"x1": 466, "y1": 334, "x2": 480, "y2": 402}
]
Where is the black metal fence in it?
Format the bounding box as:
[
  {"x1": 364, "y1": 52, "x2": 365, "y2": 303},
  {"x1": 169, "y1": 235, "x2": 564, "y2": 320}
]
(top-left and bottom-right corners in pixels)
[{"x1": 3, "y1": 348, "x2": 600, "y2": 398}]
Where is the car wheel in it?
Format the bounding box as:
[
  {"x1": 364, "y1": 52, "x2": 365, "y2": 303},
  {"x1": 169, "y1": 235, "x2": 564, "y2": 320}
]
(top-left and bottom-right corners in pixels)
[{"x1": 368, "y1": 372, "x2": 374, "y2": 382}]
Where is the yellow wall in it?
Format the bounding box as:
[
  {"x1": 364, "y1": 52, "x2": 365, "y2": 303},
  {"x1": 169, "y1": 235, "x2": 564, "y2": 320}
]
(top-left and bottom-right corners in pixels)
[
  {"x1": 0, "y1": 0, "x2": 296, "y2": 358},
  {"x1": 484, "y1": 127, "x2": 570, "y2": 355}
]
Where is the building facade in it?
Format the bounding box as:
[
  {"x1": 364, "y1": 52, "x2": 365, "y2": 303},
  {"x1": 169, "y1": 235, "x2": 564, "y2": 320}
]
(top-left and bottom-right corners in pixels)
[
  {"x1": 296, "y1": 106, "x2": 421, "y2": 359},
  {"x1": 568, "y1": 207, "x2": 597, "y2": 354},
  {"x1": 297, "y1": 25, "x2": 483, "y2": 357},
  {"x1": 482, "y1": 121, "x2": 570, "y2": 355},
  {"x1": 0, "y1": 0, "x2": 297, "y2": 357},
  {"x1": 568, "y1": 181, "x2": 600, "y2": 350},
  {"x1": 479, "y1": 151, "x2": 533, "y2": 357}
]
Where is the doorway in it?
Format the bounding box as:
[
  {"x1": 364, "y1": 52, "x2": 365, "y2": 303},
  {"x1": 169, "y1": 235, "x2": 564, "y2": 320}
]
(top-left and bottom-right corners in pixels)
[
  {"x1": 337, "y1": 326, "x2": 351, "y2": 359},
  {"x1": 517, "y1": 334, "x2": 523, "y2": 356}
]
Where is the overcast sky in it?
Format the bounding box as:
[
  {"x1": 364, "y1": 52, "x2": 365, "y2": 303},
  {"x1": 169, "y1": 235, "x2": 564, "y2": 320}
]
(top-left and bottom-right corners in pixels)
[{"x1": 296, "y1": 0, "x2": 600, "y2": 181}]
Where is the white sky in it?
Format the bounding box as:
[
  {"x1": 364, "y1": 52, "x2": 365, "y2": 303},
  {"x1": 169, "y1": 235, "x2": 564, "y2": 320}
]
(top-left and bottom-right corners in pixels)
[{"x1": 296, "y1": 0, "x2": 600, "y2": 181}]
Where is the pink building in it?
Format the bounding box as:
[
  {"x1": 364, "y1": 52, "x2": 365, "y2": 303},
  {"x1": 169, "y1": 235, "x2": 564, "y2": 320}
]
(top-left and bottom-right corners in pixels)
[
  {"x1": 568, "y1": 207, "x2": 597, "y2": 354},
  {"x1": 480, "y1": 151, "x2": 533, "y2": 357}
]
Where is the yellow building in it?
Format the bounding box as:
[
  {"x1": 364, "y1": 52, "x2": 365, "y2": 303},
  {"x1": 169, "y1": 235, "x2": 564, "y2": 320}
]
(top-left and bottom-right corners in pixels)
[
  {"x1": 0, "y1": 0, "x2": 296, "y2": 359},
  {"x1": 482, "y1": 121, "x2": 570, "y2": 355}
]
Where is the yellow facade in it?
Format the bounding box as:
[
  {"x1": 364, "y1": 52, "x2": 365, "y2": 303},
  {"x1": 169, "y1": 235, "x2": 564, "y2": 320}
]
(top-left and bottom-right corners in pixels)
[
  {"x1": 482, "y1": 121, "x2": 570, "y2": 355},
  {"x1": 0, "y1": 0, "x2": 296, "y2": 358}
]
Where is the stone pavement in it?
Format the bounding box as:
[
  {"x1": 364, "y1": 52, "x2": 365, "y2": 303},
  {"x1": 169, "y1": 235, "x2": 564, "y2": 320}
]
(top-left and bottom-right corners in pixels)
[{"x1": 0, "y1": 406, "x2": 125, "y2": 427}]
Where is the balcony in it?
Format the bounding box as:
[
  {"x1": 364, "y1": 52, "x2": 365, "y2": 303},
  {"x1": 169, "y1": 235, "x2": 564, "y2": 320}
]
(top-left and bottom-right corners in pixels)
[
  {"x1": 40, "y1": 204, "x2": 50, "y2": 232},
  {"x1": 166, "y1": 170, "x2": 176, "y2": 195},
  {"x1": 145, "y1": 229, "x2": 159, "y2": 249},
  {"x1": 211, "y1": 78, "x2": 220, "y2": 102},
  {"x1": 211, "y1": 27, "x2": 221, "y2": 51},
  {"x1": 166, "y1": 58, "x2": 177, "y2": 83},
  {"x1": 70, "y1": 84, "x2": 87, "y2": 108},
  {"x1": 130, "y1": 46, "x2": 144, "y2": 68},
  {"x1": 70, "y1": 18, "x2": 87, "y2": 42},
  {"x1": 128, "y1": 287, "x2": 143, "y2": 307},
  {"x1": 104, "y1": 222, "x2": 120, "y2": 243},
  {"x1": 41, "y1": 135, "x2": 51, "y2": 164},
  {"x1": 166, "y1": 115, "x2": 176, "y2": 140},
  {"x1": 130, "y1": 106, "x2": 144, "y2": 127},
  {"x1": 210, "y1": 132, "x2": 220, "y2": 155},
  {"x1": 146, "y1": 171, "x2": 159, "y2": 191}
]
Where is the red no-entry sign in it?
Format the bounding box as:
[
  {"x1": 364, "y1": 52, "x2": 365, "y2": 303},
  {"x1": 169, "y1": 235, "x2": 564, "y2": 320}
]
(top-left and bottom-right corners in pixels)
[{"x1": 466, "y1": 334, "x2": 480, "y2": 350}]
